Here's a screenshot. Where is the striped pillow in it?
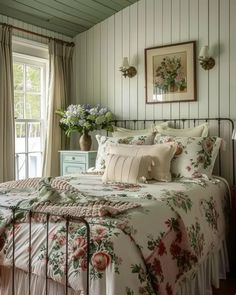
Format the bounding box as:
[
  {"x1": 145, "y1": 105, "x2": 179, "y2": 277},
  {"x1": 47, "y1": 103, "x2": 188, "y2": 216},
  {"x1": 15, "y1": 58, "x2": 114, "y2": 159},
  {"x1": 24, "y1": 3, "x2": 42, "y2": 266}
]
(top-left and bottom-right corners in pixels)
[{"x1": 102, "y1": 154, "x2": 153, "y2": 184}]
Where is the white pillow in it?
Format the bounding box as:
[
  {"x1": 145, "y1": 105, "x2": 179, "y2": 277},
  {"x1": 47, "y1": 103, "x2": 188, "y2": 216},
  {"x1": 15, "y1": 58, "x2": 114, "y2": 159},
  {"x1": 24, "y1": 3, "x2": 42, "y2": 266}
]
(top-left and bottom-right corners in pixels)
[
  {"x1": 102, "y1": 154, "x2": 152, "y2": 184},
  {"x1": 95, "y1": 133, "x2": 155, "y2": 172},
  {"x1": 155, "y1": 136, "x2": 222, "y2": 179},
  {"x1": 154, "y1": 122, "x2": 209, "y2": 137},
  {"x1": 112, "y1": 127, "x2": 153, "y2": 137},
  {"x1": 108, "y1": 143, "x2": 177, "y2": 182},
  {"x1": 112, "y1": 122, "x2": 169, "y2": 137}
]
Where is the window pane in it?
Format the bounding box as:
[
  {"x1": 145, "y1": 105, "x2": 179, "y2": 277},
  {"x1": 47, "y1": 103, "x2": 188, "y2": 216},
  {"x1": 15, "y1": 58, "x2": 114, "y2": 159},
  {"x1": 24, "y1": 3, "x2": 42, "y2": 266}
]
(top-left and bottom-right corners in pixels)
[
  {"x1": 26, "y1": 65, "x2": 41, "y2": 92},
  {"x1": 14, "y1": 92, "x2": 24, "y2": 119},
  {"x1": 25, "y1": 94, "x2": 41, "y2": 119},
  {"x1": 28, "y1": 153, "x2": 42, "y2": 177},
  {"x1": 13, "y1": 63, "x2": 24, "y2": 91},
  {"x1": 15, "y1": 154, "x2": 26, "y2": 180},
  {"x1": 15, "y1": 123, "x2": 26, "y2": 153},
  {"x1": 28, "y1": 122, "x2": 41, "y2": 152}
]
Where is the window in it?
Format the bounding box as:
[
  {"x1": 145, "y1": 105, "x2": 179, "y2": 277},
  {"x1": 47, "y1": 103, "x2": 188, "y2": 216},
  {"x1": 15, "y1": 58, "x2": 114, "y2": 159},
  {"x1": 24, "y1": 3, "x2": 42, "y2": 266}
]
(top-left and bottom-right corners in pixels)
[{"x1": 13, "y1": 54, "x2": 48, "y2": 179}]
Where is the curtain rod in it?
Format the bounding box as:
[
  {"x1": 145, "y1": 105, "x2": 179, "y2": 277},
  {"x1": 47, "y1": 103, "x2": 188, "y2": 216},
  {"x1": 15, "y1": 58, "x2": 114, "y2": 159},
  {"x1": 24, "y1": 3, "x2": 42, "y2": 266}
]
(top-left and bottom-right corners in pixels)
[{"x1": 1, "y1": 22, "x2": 75, "y2": 46}]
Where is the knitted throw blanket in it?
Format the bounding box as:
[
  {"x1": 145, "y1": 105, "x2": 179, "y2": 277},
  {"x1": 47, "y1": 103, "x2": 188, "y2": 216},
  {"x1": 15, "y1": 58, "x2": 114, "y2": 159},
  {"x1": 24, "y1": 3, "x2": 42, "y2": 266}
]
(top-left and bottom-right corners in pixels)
[
  {"x1": 0, "y1": 177, "x2": 141, "y2": 218},
  {"x1": 35, "y1": 200, "x2": 141, "y2": 218}
]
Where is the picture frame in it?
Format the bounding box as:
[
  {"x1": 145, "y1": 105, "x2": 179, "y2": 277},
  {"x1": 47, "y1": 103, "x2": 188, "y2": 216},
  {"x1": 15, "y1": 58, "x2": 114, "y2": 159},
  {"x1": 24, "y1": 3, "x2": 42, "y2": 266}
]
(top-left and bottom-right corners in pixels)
[{"x1": 145, "y1": 41, "x2": 196, "y2": 104}]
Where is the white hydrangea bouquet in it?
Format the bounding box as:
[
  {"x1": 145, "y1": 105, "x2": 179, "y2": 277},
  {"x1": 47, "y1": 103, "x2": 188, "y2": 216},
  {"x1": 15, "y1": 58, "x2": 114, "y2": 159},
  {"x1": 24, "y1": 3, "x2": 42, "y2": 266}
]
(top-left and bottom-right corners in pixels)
[{"x1": 56, "y1": 104, "x2": 114, "y2": 150}]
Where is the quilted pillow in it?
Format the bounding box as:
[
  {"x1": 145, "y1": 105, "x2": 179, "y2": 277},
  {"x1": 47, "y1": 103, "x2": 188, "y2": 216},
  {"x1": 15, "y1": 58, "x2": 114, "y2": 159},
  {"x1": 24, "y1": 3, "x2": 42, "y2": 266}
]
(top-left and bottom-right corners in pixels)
[
  {"x1": 102, "y1": 154, "x2": 153, "y2": 184},
  {"x1": 108, "y1": 143, "x2": 177, "y2": 182},
  {"x1": 95, "y1": 133, "x2": 155, "y2": 172},
  {"x1": 154, "y1": 122, "x2": 209, "y2": 137},
  {"x1": 155, "y1": 135, "x2": 222, "y2": 179}
]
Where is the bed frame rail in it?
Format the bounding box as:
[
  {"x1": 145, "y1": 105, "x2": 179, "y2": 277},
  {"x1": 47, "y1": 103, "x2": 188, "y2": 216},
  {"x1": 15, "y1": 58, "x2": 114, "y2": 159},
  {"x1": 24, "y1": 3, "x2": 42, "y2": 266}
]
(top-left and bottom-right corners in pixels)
[{"x1": 0, "y1": 205, "x2": 90, "y2": 295}]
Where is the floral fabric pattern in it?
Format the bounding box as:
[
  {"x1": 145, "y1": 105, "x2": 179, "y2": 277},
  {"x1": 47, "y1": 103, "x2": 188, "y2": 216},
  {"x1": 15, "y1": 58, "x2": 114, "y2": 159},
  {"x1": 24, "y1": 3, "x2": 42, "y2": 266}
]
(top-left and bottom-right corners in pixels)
[
  {"x1": 94, "y1": 133, "x2": 155, "y2": 172},
  {"x1": 0, "y1": 174, "x2": 229, "y2": 295},
  {"x1": 155, "y1": 136, "x2": 222, "y2": 179}
]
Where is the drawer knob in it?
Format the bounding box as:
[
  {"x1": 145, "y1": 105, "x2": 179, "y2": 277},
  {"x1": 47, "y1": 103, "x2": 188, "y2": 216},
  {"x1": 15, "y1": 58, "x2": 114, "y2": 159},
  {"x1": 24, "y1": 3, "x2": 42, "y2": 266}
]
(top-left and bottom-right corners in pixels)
[{"x1": 72, "y1": 157, "x2": 75, "y2": 160}]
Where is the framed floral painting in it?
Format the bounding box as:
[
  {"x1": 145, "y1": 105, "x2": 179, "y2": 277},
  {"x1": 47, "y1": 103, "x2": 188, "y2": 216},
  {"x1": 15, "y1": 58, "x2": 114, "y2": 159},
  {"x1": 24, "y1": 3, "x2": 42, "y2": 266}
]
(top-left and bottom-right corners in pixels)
[{"x1": 145, "y1": 41, "x2": 196, "y2": 103}]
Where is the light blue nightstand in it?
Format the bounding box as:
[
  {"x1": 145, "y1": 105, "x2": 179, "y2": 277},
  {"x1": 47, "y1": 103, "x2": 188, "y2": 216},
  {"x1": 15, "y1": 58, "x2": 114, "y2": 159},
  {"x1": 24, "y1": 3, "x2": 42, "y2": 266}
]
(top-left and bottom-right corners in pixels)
[{"x1": 59, "y1": 150, "x2": 97, "y2": 176}]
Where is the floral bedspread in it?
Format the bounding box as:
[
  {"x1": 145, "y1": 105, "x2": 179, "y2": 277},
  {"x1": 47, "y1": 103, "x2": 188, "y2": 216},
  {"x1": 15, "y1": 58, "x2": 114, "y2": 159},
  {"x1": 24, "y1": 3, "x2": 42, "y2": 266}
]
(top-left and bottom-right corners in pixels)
[{"x1": 0, "y1": 175, "x2": 229, "y2": 295}]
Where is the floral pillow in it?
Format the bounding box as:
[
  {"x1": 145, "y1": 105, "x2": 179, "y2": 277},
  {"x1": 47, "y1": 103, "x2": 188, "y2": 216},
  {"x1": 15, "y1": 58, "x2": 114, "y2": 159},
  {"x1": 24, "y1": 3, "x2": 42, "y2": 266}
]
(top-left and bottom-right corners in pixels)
[
  {"x1": 94, "y1": 133, "x2": 155, "y2": 172},
  {"x1": 155, "y1": 135, "x2": 222, "y2": 179}
]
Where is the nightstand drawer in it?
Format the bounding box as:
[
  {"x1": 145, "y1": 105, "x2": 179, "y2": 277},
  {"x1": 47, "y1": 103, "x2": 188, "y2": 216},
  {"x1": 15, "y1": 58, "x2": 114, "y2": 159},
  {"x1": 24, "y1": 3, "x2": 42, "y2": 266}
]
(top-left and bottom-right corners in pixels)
[
  {"x1": 63, "y1": 163, "x2": 86, "y2": 175},
  {"x1": 59, "y1": 150, "x2": 97, "y2": 176},
  {"x1": 63, "y1": 154, "x2": 86, "y2": 163}
]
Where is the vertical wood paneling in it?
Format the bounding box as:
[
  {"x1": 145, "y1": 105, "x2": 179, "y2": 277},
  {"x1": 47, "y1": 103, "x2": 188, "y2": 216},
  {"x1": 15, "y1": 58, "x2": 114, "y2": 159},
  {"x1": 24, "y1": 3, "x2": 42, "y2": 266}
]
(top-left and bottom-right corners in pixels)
[
  {"x1": 179, "y1": 0, "x2": 190, "y2": 122},
  {"x1": 93, "y1": 23, "x2": 101, "y2": 105},
  {"x1": 100, "y1": 21, "x2": 108, "y2": 108},
  {"x1": 208, "y1": 0, "x2": 219, "y2": 118},
  {"x1": 189, "y1": 0, "x2": 199, "y2": 120},
  {"x1": 107, "y1": 16, "x2": 115, "y2": 113},
  {"x1": 229, "y1": 0, "x2": 236, "y2": 183},
  {"x1": 230, "y1": 0, "x2": 236, "y2": 118},
  {"x1": 114, "y1": 12, "x2": 123, "y2": 119},
  {"x1": 145, "y1": 0, "x2": 155, "y2": 120},
  {"x1": 137, "y1": 0, "x2": 146, "y2": 120},
  {"x1": 129, "y1": 3, "x2": 138, "y2": 119},
  {"x1": 198, "y1": 0, "x2": 209, "y2": 118},
  {"x1": 162, "y1": 0, "x2": 172, "y2": 119},
  {"x1": 79, "y1": 33, "x2": 87, "y2": 104},
  {"x1": 86, "y1": 28, "x2": 94, "y2": 104},
  {"x1": 219, "y1": 0, "x2": 229, "y2": 117},
  {"x1": 122, "y1": 7, "x2": 130, "y2": 119},
  {"x1": 154, "y1": 0, "x2": 163, "y2": 120},
  {"x1": 74, "y1": 0, "x2": 236, "y2": 130},
  {"x1": 171, "y1": 0, "x2": 180, "y2": 120}
]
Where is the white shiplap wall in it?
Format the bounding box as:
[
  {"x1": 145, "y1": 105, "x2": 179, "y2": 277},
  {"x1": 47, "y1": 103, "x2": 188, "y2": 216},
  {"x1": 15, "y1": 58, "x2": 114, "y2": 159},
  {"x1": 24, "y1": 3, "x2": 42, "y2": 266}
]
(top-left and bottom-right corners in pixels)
[
  {"x1": 73, "y1": 0, "x2": 236, "y2": 183},
  {"x1": 74, "y1": 0, "x2": 236, "y2": 122},
  {"x1": 0, "y1": 14, "x2": 72, "y2": 44}
]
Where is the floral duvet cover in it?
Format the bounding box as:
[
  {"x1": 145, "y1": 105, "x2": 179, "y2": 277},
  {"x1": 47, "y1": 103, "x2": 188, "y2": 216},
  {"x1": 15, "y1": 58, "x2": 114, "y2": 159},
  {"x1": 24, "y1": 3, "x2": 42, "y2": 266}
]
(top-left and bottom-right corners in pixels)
[{"x1": 0, "y1": 174, "x2": 229, "y2": 295}]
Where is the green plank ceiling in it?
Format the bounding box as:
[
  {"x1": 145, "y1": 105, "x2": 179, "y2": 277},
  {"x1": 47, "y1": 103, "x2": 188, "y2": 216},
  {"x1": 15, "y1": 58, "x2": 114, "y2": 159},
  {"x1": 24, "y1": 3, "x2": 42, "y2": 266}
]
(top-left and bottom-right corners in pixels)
[{"x1": 0, "y1": 0, "x2": 139, "y2": 37}]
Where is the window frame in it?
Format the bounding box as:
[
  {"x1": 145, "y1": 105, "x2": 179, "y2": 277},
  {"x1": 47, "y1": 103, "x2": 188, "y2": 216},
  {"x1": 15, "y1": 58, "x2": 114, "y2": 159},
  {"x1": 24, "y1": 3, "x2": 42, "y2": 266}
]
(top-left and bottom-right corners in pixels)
[{"x1": 13, "y1": 52, "x2": 48, "y2": 179}]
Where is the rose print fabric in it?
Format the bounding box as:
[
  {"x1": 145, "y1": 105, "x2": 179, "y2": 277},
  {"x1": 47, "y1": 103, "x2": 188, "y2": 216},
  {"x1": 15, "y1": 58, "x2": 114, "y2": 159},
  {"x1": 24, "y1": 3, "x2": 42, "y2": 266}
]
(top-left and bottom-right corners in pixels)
[
  {"x1": 155, "y1": 136, "x2": 222, "y2": 179},
  {"x1": 0, "y1": 174, "x2": 229, "y2": 295}
]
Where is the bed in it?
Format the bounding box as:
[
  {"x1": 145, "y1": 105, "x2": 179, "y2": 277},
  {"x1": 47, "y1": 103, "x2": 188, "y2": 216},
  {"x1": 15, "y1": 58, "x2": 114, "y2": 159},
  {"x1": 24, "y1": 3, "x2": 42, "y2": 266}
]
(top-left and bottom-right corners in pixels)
[{"x1": 0, "y1": 118, "x2": 235, "y2": 295}]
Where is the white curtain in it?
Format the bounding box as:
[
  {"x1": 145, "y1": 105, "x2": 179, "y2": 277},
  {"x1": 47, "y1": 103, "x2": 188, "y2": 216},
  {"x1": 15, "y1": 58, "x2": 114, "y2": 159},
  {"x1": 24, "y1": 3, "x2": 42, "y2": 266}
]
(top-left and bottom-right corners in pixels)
[
  {"x1": 0, "y1": 25, "x2": 15, "y2": 183},
  {"x1": 43, "y1": 39, "x2": 74, "y2": 177}
]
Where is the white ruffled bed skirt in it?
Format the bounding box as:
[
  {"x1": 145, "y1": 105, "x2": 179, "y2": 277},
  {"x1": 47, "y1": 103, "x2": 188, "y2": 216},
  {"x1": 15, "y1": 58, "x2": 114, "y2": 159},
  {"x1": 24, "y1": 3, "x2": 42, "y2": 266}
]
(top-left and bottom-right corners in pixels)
[
  {"x1": 177, "y1": 239, "x2": 229, "y2": 295},
  {"x1": 0, "y1": 240, "x2": 229, "y2": 295}
]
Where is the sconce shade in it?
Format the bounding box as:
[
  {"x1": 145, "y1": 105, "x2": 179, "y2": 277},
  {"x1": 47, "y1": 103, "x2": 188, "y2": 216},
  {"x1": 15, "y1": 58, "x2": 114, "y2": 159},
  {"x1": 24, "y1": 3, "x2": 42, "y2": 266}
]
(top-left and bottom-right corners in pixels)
[
  {"x1": 122, "y1": 57, "x2": 129, "y2": 68},
  {"x1": 232, "y1": 128, "x2": 236, "y2": 140},
  {"x1": 120, "y1": 57, "x2": 137, "y2": 78},
  {"x1": 198, "y1": 45, "x2": 215, "y2": 70},
  {"x1": 199, "y1": 46, "x2": 209, "y2": 58}
]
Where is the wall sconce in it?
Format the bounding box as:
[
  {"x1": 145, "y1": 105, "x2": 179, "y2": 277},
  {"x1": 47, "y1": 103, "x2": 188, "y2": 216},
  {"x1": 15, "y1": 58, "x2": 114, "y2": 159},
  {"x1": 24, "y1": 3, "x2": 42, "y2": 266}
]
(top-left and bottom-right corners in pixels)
[
  {"x1": 198, "y1": 46, "x2": 215, "y2": 70},
  {"x1": 119, "y1": 57, "x2": 137, "y2": 78}
]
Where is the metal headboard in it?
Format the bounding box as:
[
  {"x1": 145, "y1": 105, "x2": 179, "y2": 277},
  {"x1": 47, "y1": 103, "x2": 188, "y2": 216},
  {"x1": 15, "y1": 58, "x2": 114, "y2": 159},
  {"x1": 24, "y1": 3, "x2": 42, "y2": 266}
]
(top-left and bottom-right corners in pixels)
[{"x1": 111, "y1": 117, "x2": 235, "y2": 185}]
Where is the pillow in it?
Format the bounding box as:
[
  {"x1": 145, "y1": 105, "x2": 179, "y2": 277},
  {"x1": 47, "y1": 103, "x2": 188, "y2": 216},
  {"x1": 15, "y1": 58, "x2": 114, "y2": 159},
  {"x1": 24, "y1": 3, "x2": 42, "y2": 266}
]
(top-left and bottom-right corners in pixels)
[
  {"x1": 102, "y1": 154, "x2": 152, "y2": 184},
  {"x1": 155, "y1": 136, "x2": 222, "y2": 179},
  {"x1": 108, "y1": 143, "x2": 177, "y2": 182},
  {"x1": 112, "y1": 122, "x2": 169, "y2": 137},
  {"x1": 154, "y1": 122, "x2": 209, "y2": 137},
  {"x1": 95, "y1": 133, "x2": 155, "y2": 172},
  {"x1": 112, "y1": 127, "x2": 153, "y2": 137}
]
